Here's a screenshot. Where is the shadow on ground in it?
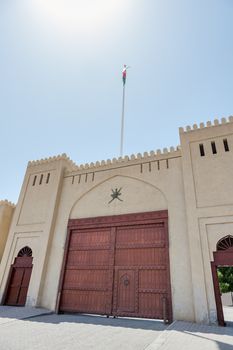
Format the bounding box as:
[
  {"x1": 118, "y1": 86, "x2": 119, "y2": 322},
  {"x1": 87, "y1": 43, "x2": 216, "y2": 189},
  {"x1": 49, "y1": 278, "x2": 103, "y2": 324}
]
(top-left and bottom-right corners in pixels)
[{"x1": 27, "y1": 313, "x2": 167, "y2": 331}]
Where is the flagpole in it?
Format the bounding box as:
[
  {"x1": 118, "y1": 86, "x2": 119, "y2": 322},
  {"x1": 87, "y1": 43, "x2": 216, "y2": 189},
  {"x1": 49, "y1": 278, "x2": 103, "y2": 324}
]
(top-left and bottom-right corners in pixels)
[{"x1": 120, "y1": 83, "x2": 125, "y2": 157}]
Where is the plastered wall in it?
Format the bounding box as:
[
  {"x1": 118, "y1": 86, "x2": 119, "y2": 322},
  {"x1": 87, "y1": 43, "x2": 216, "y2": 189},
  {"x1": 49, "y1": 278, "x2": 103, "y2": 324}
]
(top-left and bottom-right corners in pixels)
[
  {"x1": 0, "y1": 201, "x2": 15, "y2": 261},
  {"x1": 0, "y1": 155, "x2": 75, "y2": 306},
  {"x1": 180, "y1": 117, "x2": 233, "y2": 323}
]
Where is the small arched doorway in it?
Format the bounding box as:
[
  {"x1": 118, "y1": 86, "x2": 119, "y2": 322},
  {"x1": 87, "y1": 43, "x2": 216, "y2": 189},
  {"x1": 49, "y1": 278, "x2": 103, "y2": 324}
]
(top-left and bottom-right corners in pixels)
[
  {"x1": 4, "y1": 246, "x2": 33, "y2": 306},
  {"x1": 211, "y1": 235, "x2": 233, "y2": 326}
]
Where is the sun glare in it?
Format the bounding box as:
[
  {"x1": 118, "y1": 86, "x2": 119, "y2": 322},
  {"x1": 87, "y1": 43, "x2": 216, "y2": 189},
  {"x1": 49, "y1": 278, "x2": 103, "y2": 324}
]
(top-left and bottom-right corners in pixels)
[{"x1": 34, "y1": 0, "x2": 126, "y2": 34}]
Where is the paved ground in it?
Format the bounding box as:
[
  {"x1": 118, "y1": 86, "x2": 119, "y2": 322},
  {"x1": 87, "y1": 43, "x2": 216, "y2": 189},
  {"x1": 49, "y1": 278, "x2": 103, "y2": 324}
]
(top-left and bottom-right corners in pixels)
[
  {"x1": 224, "y1": 306, "x2": 233, "y2": 327},
  {"x1": 146, "y1": 307, "x2": 233, "y2": 350},
  {"x1": 146, "y1": 320, "x2": 233, "y2": 350},
  {"x1": 0, "y1": 306, "x2": 52, "y2": 325},
  {"x1": 0, "y1": 310, "x2": 167, "y2": 350},
  {"x1": 0, "y1": 307, "x2": 232, "y2": 350}
]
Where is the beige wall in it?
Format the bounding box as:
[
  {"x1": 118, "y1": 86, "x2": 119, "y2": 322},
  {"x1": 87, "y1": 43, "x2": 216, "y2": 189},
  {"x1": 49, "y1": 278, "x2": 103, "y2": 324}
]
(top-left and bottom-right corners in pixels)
[
  {"x1": 0, "y1": 155, "x2": 75, "y2": 306},
  {"x1": 180, "y1": 117, "x2": 233, "y2": 323},
  {"x1": 0, "y1": 201, "x2": 15, "y2": 261}
]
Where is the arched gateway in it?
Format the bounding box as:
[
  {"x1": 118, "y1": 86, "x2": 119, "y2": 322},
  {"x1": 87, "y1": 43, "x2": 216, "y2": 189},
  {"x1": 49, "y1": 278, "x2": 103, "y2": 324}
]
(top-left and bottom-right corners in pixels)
[{"x1": 3, "y1": 246, "x2": 33, "y2": 306}]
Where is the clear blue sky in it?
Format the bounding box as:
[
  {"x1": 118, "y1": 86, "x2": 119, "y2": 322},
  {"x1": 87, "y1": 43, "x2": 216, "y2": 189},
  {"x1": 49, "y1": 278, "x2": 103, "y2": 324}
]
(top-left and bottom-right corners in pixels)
[{"x1": 1, "y1": 0, "x2": 233, "y2": 203}]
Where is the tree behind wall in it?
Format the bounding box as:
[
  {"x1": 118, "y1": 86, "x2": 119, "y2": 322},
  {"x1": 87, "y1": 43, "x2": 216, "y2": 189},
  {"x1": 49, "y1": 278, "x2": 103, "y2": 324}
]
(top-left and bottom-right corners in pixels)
[{"x1": 217, "y1": 267, "x2": 233, "y2": 305}]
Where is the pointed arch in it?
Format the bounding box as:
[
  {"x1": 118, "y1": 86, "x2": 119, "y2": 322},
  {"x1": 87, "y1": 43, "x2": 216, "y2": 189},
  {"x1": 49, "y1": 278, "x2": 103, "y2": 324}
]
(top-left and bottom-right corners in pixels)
[{"x1": 69, "y1": 174, "x2": 168, "y2": 219}]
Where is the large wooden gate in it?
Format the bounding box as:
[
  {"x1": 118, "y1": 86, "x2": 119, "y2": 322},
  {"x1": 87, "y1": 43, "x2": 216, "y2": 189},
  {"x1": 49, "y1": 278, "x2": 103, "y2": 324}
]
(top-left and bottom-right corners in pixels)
[{"x1": 57, "y1": 211, "x2": 172, "y2": 322}]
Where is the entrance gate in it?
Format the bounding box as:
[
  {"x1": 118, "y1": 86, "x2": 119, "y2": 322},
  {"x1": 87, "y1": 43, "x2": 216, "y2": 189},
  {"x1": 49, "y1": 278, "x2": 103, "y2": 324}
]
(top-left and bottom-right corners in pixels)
[
  {"x1": 4, "y1": 247, "x2": 33, "y2": 306},
  {"x1": 211, "y1": 235, "x2": 233, "y2": 326},
  {"x1": 57, "y1": 211, "x2": 172, "y2": 323}
]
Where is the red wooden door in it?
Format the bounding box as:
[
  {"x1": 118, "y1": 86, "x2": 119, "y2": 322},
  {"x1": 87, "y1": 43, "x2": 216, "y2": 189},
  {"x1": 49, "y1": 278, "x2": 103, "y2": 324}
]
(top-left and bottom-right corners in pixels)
[
  {"x1": 211, "y1": 262, "x2": 224, "y2": 326},
  {"x1": 113, "y1": 222, "x2": 171, "y2": 320},
  {"x1": 115, "y1": 269, "x2": 136, "y2": 313},
  {"x1": 59, "y1": 227, "x2": 114, "y2": 314},
  {"x1": 58, "y1": 211, "x2": 172, "y2": 322},
  {"x1": 4, "y1": 257, "x2": 33, "y2": 306}
]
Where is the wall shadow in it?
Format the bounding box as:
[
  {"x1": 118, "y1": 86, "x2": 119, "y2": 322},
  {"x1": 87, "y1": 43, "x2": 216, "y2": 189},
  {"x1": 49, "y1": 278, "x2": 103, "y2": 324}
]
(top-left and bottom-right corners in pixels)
[{"x1": 26, "y1": 313, "x2": 167, "y2": 331}]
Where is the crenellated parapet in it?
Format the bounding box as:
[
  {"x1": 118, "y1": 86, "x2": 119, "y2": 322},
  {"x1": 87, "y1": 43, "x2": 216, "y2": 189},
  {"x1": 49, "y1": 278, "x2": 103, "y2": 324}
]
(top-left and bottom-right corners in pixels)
[
  {"x1": 27, "y1": 153, "x2": 77, "y2": 170},
  {"x1": 0, "y1": 200, "x2": 15, "y2": 208},
  {"x1": 25, "y1": 147, "x2": 181, "y2": 177},
  {"x1": 65, "y1": 146, "x2": 181, "y2": 176},
  {"x1": 179, "y1": 116, "x2": 233, "y2": 133}
]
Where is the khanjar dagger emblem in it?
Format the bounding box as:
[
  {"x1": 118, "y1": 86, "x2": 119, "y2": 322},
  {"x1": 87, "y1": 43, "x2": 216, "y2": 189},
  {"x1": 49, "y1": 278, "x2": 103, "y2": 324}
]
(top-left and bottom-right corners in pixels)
[{"x1": 108, "y1": 188, "x2": 123, "y2": 204}]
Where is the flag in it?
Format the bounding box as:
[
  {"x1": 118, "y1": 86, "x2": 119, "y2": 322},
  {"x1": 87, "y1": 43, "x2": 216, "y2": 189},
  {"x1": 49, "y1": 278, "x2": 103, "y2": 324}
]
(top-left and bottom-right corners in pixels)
[{"x1": 122, "y1": 65, "x2": 127, "y2": 85}]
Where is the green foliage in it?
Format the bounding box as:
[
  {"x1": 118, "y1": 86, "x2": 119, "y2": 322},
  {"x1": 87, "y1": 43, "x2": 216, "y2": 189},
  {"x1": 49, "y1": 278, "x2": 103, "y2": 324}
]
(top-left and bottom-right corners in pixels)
[{"x1": 217, "y1": 267, "x2": 233, "y2": 294}]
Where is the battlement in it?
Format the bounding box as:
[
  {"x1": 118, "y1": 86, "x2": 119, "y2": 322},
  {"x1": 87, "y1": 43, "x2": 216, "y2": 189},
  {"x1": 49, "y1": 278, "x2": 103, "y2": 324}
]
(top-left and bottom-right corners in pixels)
[
  {"x1": 0, "y1": 200, "x2": 15, "y2": 208},
  {"x1": 26, "y1": 146, "x2": 181, "y2": 176},
  {"x1": 65, "y1": 146, "x2": 181, "y2": 175},
  {"x1": 179, "y1": 116, "x2": 233, "y2": 134},
  {"x1": 27, "y1": 153, "x2": 77, "y2": 170}
]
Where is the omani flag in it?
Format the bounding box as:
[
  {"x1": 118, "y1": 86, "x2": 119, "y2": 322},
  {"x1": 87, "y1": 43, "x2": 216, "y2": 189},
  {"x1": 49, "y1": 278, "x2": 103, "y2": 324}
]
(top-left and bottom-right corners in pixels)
[{"x1": 122, "y1": 65, "x2": 128, "y2": 85}]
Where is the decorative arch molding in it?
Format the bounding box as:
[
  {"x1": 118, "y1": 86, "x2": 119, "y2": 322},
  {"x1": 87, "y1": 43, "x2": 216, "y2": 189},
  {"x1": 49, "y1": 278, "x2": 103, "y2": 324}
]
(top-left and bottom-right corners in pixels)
[
  {"x1": 17, "y1": 246, "x2": 33, "y2": 257},
  {"x1": 217, "y1": 235, "x2": 233, "y2": 251},
  {"x1": 69, "y1": 174, "x2": 168, "y2": 220}
]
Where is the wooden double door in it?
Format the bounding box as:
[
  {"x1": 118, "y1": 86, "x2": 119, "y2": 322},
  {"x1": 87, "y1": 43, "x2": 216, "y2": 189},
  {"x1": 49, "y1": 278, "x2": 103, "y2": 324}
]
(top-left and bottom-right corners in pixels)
[
  {"x1": 4, "y1": 256, "x2": 33, "y2": 306},
  {"x1": 58, "y1": 211, "x2": 172, "y2": 322}
]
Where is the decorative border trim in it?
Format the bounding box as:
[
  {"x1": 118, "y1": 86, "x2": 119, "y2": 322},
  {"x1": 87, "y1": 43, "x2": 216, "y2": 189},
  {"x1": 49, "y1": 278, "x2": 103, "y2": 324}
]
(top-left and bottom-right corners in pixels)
[{"x1": 68, "y1": 210, "x2": 168, "y2": 229}]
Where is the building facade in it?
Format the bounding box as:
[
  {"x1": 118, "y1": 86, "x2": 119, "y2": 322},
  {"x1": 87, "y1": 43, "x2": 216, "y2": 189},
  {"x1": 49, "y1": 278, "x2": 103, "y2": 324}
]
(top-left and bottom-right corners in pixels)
[{"x1": 0, "y1": 117, "x2": 233, "y2": 325}]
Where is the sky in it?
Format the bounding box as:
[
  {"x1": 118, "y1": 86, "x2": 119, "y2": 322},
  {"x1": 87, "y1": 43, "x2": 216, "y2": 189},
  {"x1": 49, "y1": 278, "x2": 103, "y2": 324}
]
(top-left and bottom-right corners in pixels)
[{"x1": 1, "y1": 0, "x2": 233, "y2": 203}]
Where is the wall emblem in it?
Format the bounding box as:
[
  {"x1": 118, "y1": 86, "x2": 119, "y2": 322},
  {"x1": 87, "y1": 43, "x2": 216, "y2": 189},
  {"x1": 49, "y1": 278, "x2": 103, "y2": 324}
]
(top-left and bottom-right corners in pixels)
[{"x1": 108, "y1": 188, "x2": 123, "y2": 204}]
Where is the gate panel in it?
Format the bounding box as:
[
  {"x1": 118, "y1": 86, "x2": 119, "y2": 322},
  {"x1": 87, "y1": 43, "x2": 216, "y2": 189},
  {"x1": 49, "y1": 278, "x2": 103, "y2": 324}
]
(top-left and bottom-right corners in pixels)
[
  {"x1": 138, "y1": 268, "x2": 167, "y2": 318},
  {"x1": 60, "y1": 290, "x2": 108, "y2": 313},
  {"x1": 116, "y1": 269, "x2": 136, "y2": 313},
  {"x1": 60, "y1": 227, "x2": 114, "y2": 314},
  {"x1": 5, "y1": 268, "x2": 24, "y2": 305},
  {"x1": 115, "y1": 248, "x2": 166, "y2": 266},
  {"x1": 139, "y1": 292, "x2": 163, "y2": 318},
  {"x1": 17, "y1": 268, "x2": 33, "y2": 306},
  {"x1": 66, "y1": 249, "x2": 110, "y2": 266},
  {"x1": 113, "y1": 223, "x2": 171, "y2": 319}
]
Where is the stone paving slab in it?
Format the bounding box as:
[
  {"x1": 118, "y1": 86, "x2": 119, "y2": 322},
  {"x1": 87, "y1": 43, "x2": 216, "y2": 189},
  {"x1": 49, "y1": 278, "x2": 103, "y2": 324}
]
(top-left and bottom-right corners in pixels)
[
  {"x1": 0, "y1": 306, "x2": 52, "y2": 325},
  {"x1": 0, "y1": 313, "x2": 167, "y2": 350},
  {"x1": 145, "y1": 320, "x2": 233, "y2": 350}
]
